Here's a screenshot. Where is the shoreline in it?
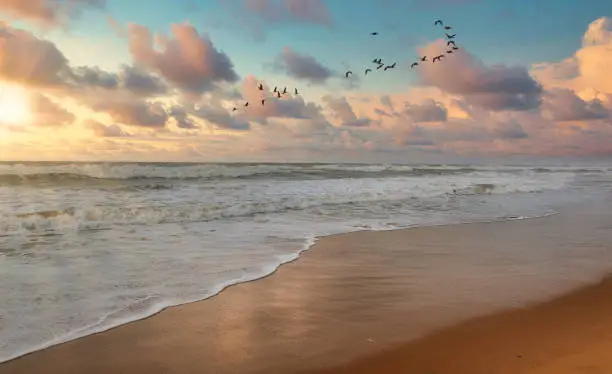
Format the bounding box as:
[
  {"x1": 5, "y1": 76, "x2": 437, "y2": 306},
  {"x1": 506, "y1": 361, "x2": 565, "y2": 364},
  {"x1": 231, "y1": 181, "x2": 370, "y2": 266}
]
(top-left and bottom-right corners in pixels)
[
  {"x1": 0, "y1": 213, "x2": 558, "y2": 365},
  {"x1": 2, "y1": 200, "x2": 612, "y2": 373}
]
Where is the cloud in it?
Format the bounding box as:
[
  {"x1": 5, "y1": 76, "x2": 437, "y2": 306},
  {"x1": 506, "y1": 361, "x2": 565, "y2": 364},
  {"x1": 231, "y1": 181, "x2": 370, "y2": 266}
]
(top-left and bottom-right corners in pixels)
[
  {"x1": 242, "y1": 0, "x2": 332, "y2": 26},
  {"x1": 119, "y1": 65, "x2": 167, "y2": 96},
  {"x1": 82, "y1": 92, "x2": 169, "y2": 128},
  {"x1": 403, "y1": 99, "x2": 448, "y2": 122},
  {"x1": 0, "y1": 0, "x2": 105, "y2": 27},
  {"x1": 488, "y1": 118, "x2": 529, "y2": 139},
  {"x1": 236, "y1": 75, "x2": 323, "y2": 121},
  {"x1": 191, "y1": 105, "x2": 251, "y2": 131},
  {"x1": 322, "y1": 95, "x2": 371, "y2": 127},
  {"x1": 168, "y1": 106, "x2": 199, "y2": 129},
  {"x1": 85, "y1": 120, "x2": 131, "y2": 137},
  {"x1": 417, "y1": 40, "x2": 543, "y2": 111},
  {"x1": 283, "y1": 0, "x2": 332, "y2": 26},
  {"x1": 542, "y1": 88, "x2": 609, "y2": 122},
  {"x1": 126, "y1": 22, "x2": 239, "y2": 95},
  {"x1": 532, "y1": 17, "x2": 612, "y2": 98},
  {"x1": 0, "y1": 24, "x2": 167, "y2": 98},
  {"x1": 0, "y1": 25, "x2": 70, "y2": 87},
  {"x1": 30, "y1": 94, "x2": 75, "y2": 126},
  {"x1": 273, "y1": 46, "x2": 333, "y2": 84}
]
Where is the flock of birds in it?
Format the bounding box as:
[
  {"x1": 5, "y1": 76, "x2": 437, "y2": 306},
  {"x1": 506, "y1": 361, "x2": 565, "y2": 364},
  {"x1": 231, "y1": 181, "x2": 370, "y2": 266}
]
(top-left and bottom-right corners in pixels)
[
  {"x1": 232, "y1": 19, "x2": 460, "y2": 112},
  {"x1": 231, "y1": 83, "x2": 298, "y2": 112}
]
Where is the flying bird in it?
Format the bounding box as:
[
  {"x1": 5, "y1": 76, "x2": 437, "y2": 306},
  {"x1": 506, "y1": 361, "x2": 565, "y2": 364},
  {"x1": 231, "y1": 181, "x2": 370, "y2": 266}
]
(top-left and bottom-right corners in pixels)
[
  {"x1": 345, "y1": 71, "x2": 353, "y2": 78},
  {"x1": 294, "y1": 88, "x2": 299, "y2": 95},
  {"x1": 376, "y1": 64, "x2": 385, "y2": 70},
  {"x1": 432, "y1": 55, "x2": 445, "y2": 62},
  {"x1": 445, "y1": 33, "x2": 456, "y2": 39},
  {"x1": 452, "y1": 46, "x2": 459, "y2": 50},
  {"x1": 384, "y1": 63, "x2": 397, "y2": 71},
  {"x1": 232, "y1": 107, "x2": 237, "y2": 112},
  {"x1": 371, "y1": 32, "x2": 378, "y2": 35},
  {"x1": 365, "y1": 68, "x2": 372, "y2": 75},
  {"x1": 244, "y1": 102, "x2": 249, "y2": 107},
  {"x1": 434, "y1": 19, "x2": 443, "y2": 26},
  {"x1": 411, "y1": 62, "x2": 419, "y2": 68},
  {"x1": 444, "y1": 26, "x2": 452, "y2": 30},
  {"x1": 372, "y1": 58, "x2": 382, "y2": 64},
  {"x1": 447, "y1": 41, "x2": 456, "y2": 47},
  {"x1": 446, "y1": 50, "x2": 453, "y2": 54},
  {"x1": 420, "y1": 56, "x2": 427, "y2": 62},
  {"x1": 282, "y1": 87, "x2": 287, "y2": 94},
  {"x1": 258, "y1": 83, "x2": 263, "y2": 90}
]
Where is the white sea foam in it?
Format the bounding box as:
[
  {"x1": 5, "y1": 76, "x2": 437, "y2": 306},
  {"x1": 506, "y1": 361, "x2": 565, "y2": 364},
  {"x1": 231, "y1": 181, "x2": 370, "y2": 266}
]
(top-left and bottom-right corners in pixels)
[{"x1": 1, "y1": 162, "x2": 611, "y2": 364}]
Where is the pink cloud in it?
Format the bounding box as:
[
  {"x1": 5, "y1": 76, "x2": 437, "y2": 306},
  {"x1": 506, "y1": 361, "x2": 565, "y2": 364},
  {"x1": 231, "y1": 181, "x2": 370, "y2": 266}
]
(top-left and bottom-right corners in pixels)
[
  {"x1": 403, "y1": 99, "x2": 448, "y2": 122},
  {"x1": 29, "y1": 94, "x2": 75, "y2": 126},
  {"x1": 235, "y1": 75, "x2": 323, "y2": 121},
  {"x1": 322, "y1": 95, "x2": 371, "y2": 127},
  {"x1": 417, "y1": 39, "x2": 543, "y2": 111},
  {"x1": 0, "y1": 25, "x2": 70, "y2": 87},
  {"x1": 542, "y1": 88, "x2": 609, "y2": 122},
  {"x1": 85, "y1": 120, "x2": 131, "y2": 137},
  {"x1": 0, "y1": 0, "x2": 104, "y2": 27},
  {"x1": 126, "y1": 22, "x2": 239, "y2": 95},
  {"x1": 242, "y1": 0, "x2": 332, "y2": 26},
  {"x1": 273, "y1": 46, "x2": 333, "y2": 84}
]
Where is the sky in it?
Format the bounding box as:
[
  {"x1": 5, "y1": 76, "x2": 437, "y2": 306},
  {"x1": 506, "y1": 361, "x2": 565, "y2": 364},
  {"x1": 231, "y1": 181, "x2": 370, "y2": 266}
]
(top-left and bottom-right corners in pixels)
[{"x1": 0, "y1": 0, "x2": 611, "y2": 163}]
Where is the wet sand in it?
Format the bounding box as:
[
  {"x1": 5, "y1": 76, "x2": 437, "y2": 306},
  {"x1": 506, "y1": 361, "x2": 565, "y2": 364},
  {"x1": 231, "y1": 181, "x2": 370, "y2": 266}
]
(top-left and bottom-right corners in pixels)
[
  {"x1": 2, "y1": 200, "x2": 612, "y2": 374},
  {"x1": 315, "y1": 275, "x2": 612, "y2": 374}
]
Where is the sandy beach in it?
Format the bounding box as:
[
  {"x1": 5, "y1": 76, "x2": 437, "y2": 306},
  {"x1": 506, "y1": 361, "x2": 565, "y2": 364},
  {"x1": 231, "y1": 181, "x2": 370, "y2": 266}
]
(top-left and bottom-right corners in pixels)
[{"x1": 2, "y1": 199, "x2": 612, "y2": 374}]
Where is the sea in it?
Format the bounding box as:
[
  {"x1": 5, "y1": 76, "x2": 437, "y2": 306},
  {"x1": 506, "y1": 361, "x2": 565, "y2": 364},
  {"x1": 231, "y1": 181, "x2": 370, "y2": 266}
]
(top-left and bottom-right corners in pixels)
[{"x1": 1, "y1": 161, "x2": 612, "y2": 363}]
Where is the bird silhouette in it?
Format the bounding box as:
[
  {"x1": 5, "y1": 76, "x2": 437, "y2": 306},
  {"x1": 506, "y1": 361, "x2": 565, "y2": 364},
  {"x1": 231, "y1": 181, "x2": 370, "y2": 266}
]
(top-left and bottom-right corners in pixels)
[
  {"x1": 261, "y1": 99, "x2": 265, "y2": 105},
  {"x1": 282, "y1": 87, "x2": 287, "y2": 94},
  {"x1": 432, "y1": 55, "x2": 445, "y2": 62},
  {"x1": 445, "y1": 33, "x2": 456, "y2": 39},
  {"x1": 384, "y1": 62, "x2": 397, "y2": 70},
  {"x1": 345, "y1": 71, "x2": 353, "y2": 78},
  {"x1": 276, "y1": 91, "x2": 281, "y2": 98},
  {"x1": 444, "y1": 26, "x2": 452, "y2": 30},
  {"x1": 365, "y1": 68, "x2": 372, "y2": 75},
  {"x1": 273, "y1": 86, "x2": 277, "y2": 92},
  {"x1": 420, "y1": 56, "x2": 427, "y2": 62},
  {"x1": 244, "y1": 102, "x2": 249, "y2": 107},
  {"x1": 371, "y1": 32, "x2": 378, "y2": 35},
  {"x1": 446, "y1": 50, "x2": 453, "y2": 54},
  {"x1": 411, "y1": 62, "x2": 419, "y2": 68},
  {"x1": 447, "y1": 41, "x2": 456, "y2": 47},
  {"x1": 232, "y1": 107, "x2": 237, "y2": 112},
  {"x1": 294, "y1": 88, "x2": 299, "y2": 95},
  {"x1": 435, "y1": 19, "x2": 443, "y2": 26},
  {"x1": 258, "y1": 83, "x2": 263, "y2": 90},
  {"x1": 452, "y1": 46, "x2": 459, "y2": 50},
  {"x1": 376, "y1": 64, "x2": 385, "y2": 70},
  {"x1": 372, "y1": 58, "x2": 382, "y2": 64}
]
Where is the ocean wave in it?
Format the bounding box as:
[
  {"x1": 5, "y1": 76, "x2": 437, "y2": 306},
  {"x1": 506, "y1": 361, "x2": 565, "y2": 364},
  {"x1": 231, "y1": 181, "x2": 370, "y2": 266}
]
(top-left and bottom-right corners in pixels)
[
  {"x1": 0, "y1": 172, "x2": 573, "y2": 236},
  {"x1": 0, "y1": 162, "x2": 606, "y2": 185}
]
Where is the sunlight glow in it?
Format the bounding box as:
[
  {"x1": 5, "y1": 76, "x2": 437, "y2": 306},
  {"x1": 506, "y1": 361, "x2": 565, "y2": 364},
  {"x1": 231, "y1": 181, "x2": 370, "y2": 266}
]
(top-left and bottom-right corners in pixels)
[{"x1": 0, "y1": 84, "x2": 32, "y2": 126}]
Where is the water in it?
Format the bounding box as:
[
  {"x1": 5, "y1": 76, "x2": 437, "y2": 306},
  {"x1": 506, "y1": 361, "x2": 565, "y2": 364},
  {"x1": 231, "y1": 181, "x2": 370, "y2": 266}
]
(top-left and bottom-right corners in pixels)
[{"x1": 1, "y1": 162, "x2": 611, "y2": 363}]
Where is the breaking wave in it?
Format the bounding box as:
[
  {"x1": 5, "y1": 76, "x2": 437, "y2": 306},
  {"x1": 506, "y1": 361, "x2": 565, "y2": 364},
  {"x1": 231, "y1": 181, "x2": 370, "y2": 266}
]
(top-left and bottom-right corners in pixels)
[{"x1": 0, "y1": 162, "x2": 607, "y2": 186}]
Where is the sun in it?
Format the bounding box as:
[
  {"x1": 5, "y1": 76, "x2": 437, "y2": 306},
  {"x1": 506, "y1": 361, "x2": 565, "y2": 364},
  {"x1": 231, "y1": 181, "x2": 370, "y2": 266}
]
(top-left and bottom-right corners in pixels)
[{"x1": 0, "y1": 84, "x2": 32, "y2": 125}]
